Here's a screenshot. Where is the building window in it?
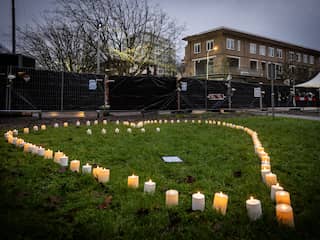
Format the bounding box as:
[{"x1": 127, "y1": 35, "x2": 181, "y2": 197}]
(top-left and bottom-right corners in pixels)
[
  {"x1": 268, "y1": 47, "x2": 274, "y2": 57},
  {"x1": 310, "y1": 55, "x2": 314, "y2": 64},
  {"x1": 226, "y1": 38, "x2": 235, "y2": 50},
  {"x1": 250, "y1": 60, "x2": 258, "y2": 70},
  {"x1": 276, "y1": 49, "x2": 282, "y2": 58},
  {"x1": 303, "y1": 54, "x2": 308, "y2": 64},
  {"x1": 206, "y1": 40, "x2": 214, "y2": 51},
  {"x1": 276, "y1": 64, "x2": 283, "y2": 78},
  {"x1": 289, "y1": 51, "x2": 295, "y2": 61},
  {"x1": 259, "y1": 45, "x2": 266, "y2": 56},
  {"x1": 194, "y1": 43, "x2": 201, "y2": 54},
  {"x1": 237, "y1": 40, "x2": 241, "y2": 51},
  {"x1": 249, "y1": 43, "x2": 256, "y2": 54},
  {"x1": 296, "y1": 53, "x2": 301, "y2": 62},
  {"x1": 227, "y1": 57, "x2": 240, "y2": 68}
]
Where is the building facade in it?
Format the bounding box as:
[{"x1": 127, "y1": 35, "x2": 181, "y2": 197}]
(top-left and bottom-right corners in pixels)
[{"x1": 183, "y1": 27, "x2": 320, "y2": 83}]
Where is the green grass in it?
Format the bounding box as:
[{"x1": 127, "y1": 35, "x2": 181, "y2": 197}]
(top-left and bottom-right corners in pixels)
[{"x1": 1, "y1": 116, "x2": 320, "y2": 240}]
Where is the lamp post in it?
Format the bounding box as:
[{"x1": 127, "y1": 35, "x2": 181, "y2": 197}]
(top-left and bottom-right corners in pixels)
[
  {"x1": 205, "y1": 46, "x2": 218, "y2": 110},
  {"x1": 97, "y1": 22, "x2": 102, "y2": 74},
  {"x1": 259, "y1": 82, "x2": 263, "y2": 110}
]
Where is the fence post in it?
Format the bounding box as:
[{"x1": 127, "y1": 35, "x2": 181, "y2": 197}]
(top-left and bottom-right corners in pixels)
[{"x1": 60, "y1": 71, "x2": 64, "y2": 111}]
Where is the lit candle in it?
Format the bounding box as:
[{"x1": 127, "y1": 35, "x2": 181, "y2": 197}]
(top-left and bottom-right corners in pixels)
[
  {"x1": 261, "y1": 163, "x2": 271, "y2": 171},
  {"x1": 276, "y1": 204, "x2": 294, "y2": 227},
  {"x1": 198, "y1": 120, "x2": 202, "y2": 124},
  {"x1": 23, "y1": 128, "x2": 29, "y2": 134},
  {"x1": 184, "y1": 119, "x2": 188, "y2": 123},
  {"x1": 87, "y1": 129, "x2": 92, "y2": 135},
  {"x1": 44, "y1": 149, "x2": 53, "y2": 159},
  {"x1": 166, "y1": 189, "x2": 179, "y2": 207},
  {"x1": 54, "y1": 123, "x2": 59, "y2": 128},
  {"x1": 116, "y1": 120, "x2": 120, "y2": 125},
  {"x1": 255, "y1": 146, "x2": 264, "y2": 154},
  {"x1": 128, "y1": 174, "x2": 139, "y2": 188},
  {"x1": 98, "y1": 168, "x2": 110, "y2": 183},
  {"x1": 261, "y1": 155, "x2": 270, "y2": 162},
  {"x1": 63, "y1": 122, "x2": 68, "y2": 127},
  {"x1": 82, "y1": 163, "x2": 92, "y2": 174},
  {"x1": 103, "y1": 120, "x2": 107, "y2": 125},
  {"x1": 86, "y1": 120, "x2": 91, "y2": 126},
  {"x1": 246, "y1": 196, "x2": 262, "y2": 221},
  {"x1": 141, "y1": 128, "x2": 145, "y2": 133},
  {"x1": 41, "y1": 125, "x2": 46, "y2": 130},
  {"x1": 192, "y1": 192, "x2": 205, "y2": 211},
  {"x1": 261, "y1": 168, "x2": 271, "y2": 183},
  {"x1": 144, "y1": 179, "x2": 156, "y2": 193},
  {"x1": 213, "y1": 192, "x2": 228, "y2": 215},
  {"x1": 59, "y1": 155, "x2": 69, "y2": 167},
  {"x1": 23, "y1": 143, "x2": 30, "y2": 152},
  {"x1": 70, "y1": 160, "x2": 80, "y2": 172},
  {"x1": 156, "y1": 127, "x2": 160, "y2": 132},
  {"x1": 93, "y1": 166, "x2": 101, "y2": 178},
  {"x1": 127, "y1": 128, "x2": 132, "y2": 133},
  {"x1": 170, "y1": 120, "x2": 174, "y2": 124},
  {"x1": 38, "y1": 147, "x2": 45, "y2": 156},
  {"x1": 164, "y1": 119, "x2": 168, "y2": 123},
  {"x1": 31, "y1": 145, "x2": 39, "y2": 155},
  {"x1": 176, "y1": 119, "x2": 180, "y2": 123},
  {"x1": 54, "y1": 151, "x2": 64, "y2": 163},
  {"x1": 76, "y1": 120, "x2": 80, "y2": 127},
  {"x1": 265, "y1": 173, "x2": 278, "y2": 187},
  {"x1": 33, "y1": 125, "x2": 39, "y2": 131},
  {"x1": 115, "y1": 128, "x2": 120, "y2": 134},
  {"x1": 275, "y1": 191, "x2": 291, "y2": 205},
  {"x1": 101, "y1": 128, "x2": 106, "y2": 134},
  {"x1": 94, "y1": 120, "x2": 98, "y2": 125},
  {"x1": 271, "y1": 183, "x2": 284, "y2": 201}
]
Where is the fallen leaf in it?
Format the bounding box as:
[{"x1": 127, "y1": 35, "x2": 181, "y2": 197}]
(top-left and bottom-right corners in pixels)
[
  {"x1": 97, "y1": 195, "x2": 112, "y2": 210},
  {"x1": 184, "y1": 175, "x2": 196, "y2": 183}
]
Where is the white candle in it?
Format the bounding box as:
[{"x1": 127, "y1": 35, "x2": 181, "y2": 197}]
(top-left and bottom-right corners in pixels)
[
  {"x1": 33, "y1": 125, "x2": 39, "y2": 131},
  {"x1": 86, "y1": 120, "x2": 91, "y2": 126},
  {"x1": 54, "y1": 123, "x2": 59, "y2": 128},
  {"x1": 156, "y1": 127, "x2": 160, "y2": 132},
  {"x1": 128, "y1": 174, "x2": 139, "y2": 188},
  {"x1": 265, "y1": 173, "x2": 278, "y2": 187},
  {"x1": 141, "y1": 128, "x2": 145, "y2": 133},
  {"x1": 103, "y1": 120, "x2": 107, "y2": 125},
  {"x1": 87, "y1": 129, "x2": 92, "y2": 135},
  {"x1": 76, "y1": 120, "x2": 80, "y2": 127},
  {"x1": 23, "y1": 128, "x2": 29, "y2": 134},
  {"x1": 116, "y1": 120, "x2": 120, "y2": 125},
  {"x1": 276, "y1": 204, "x2": 295, "y2": 227},
  {"x1": 59, "y1": 155, "x2": 69, "y2": 167},
  {"x1": 41, "y1": 125, "x2": 46, "y2": 130},
  {"x1": 271, "y1": 183, "x2": 284, "y2": 201},
  {"x1": 31, "y1": 145, "x2": 39, "y2": 155},
  {"x1": 127, "y1": 128, "x2": 132, "y2": 133},
  {"x1": 115, "y1": 128, "x2": 120, "y2": 134},
  {"x1": 98, "y1": 168, "x2": 110, "y2": 183},
  {"x1": 63, "y1": 122, "x2": 68, "y2": 127},
  {"x1": 101, "y1": 128, "x2": 106, "y2": 134},
  {"x1": 38, "y1": 147, "x2": 45, "y2": 156},
  {"x1": 166, "y1": 189, "x2": 179, "y2": 207},
  {"x1": 144, "y1": 179, "x2": 156, "y2": 193},
  {"x1": 192, "y1": 192, "x2": 205, "y2": 211},
  {"x1": 82, "y1": 163, "x2": 92, "y2": 174},
  {"x1": 13, "y1": 129, "x2": 18, "y2": 135},
  {"x1": 70, "y1": 160, "x2": 80, "y2": 172},
  {"x1": 213, "y1": 192, "x2": 228, "y2": 215},
  {"x1": 54, "y1": 151, "x2": 64, "y2": 163},
  {"x1": 261, "y1": 168, "x2": 271, "y2": 183},
  {"x1": 246, "y1": 196, "x2": 262, "y2": 221}
]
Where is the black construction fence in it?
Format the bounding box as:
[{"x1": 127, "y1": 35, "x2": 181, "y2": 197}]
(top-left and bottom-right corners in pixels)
[{"x1": 0, "y1": 65, "x2": 318, "y2": 111}]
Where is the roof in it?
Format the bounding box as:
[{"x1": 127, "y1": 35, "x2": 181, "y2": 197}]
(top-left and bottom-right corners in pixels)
[
  {"x1": 295, "y1": 72, "x2": 320, "y2": 88},
  {"x1": 182, "y1": 26, "x2": 320, "y2": 54}
]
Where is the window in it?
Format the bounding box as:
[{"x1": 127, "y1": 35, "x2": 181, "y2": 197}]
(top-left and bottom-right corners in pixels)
[
  {"x1": 259, "y1": 45, "x2": 266, "y2": 56},
  {"x1": 303, "y1": 54, "x2": 308, "y2": 64},
  {"x1": 250, "y1": 60, "x2": 258, "y2": 70},
  {"x1": 296, "y1": 53, "x2": 301, "y2": 62},
  {"x1": 194, "y1": 43, "x2": 201, "y2": 54},
  {"x1": 289, "y1": 51, "x2": 295, "y2": 61},
  {"x1": 268, "y1": 47, "x2": 274, "y2": 57},
  {"x1": 206, "y1": 40, "x2": 214, "y2": 51},
  {"x1": 249, "y1": 43, "x2": 256, "y2": 54},
  {"x1": 310, "y1": 55, "x2": 314, "y2": 64},
  {"x1": 226, "y1": 38, "x2": 235, "y2": 50},
  {"x1": 276, "y1": 64, "x2": 282, "y2": 76},
  {"x1": 227, "y1": 57, "x2": 240, "y2": 68},
  {"x1": 237, "y1": 40, "x2": 241, "y2": 51},
  {"x1": 276, "y1": 49, "x2": 282, "y2": 58}
]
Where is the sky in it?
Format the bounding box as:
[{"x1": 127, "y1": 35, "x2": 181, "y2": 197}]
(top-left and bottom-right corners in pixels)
[{"x1": 1, "y1": 0, "x2": 320, "y2": 58}]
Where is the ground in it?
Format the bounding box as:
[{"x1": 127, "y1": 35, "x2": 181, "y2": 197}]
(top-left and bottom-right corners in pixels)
[{"x1": 1, "y1": 115, "x2": 320, "y2": 240}]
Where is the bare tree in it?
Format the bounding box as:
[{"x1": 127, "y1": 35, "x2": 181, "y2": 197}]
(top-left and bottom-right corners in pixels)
[{"x1": 18, "y1": 0, "x2": 184, "y2": 75}]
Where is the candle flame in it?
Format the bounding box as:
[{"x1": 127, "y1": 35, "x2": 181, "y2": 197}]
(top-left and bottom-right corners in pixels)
[
  {"x1": 250, "y1": 196, "x2": 254, "y2": 200},
  {"x1": 148, "y1": 179, "x2": 152, "y2": 182},
  {"x1": 197, "y1": 191, "x2": 200, "y2": 194}
]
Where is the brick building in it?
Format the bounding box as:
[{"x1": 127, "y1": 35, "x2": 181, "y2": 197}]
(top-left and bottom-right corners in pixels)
[{"x1": 182, "y1": 27, "x2": 320, "y2": 84}]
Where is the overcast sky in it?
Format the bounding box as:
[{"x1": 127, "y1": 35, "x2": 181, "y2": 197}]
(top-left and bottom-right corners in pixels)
[{"x1": 1, "y1": 0, "x2": 320, "y2": 58}]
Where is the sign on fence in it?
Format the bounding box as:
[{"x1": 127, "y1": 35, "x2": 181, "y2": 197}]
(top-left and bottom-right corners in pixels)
[
  {"x1": 207, "y1": 93, "x2": 225, "y2": 100},
  {"x1": 254, "y1": 87, "x2": 261, "y2": 98},
  {"x1": 181, "y1": 82, "x2": 187, "y2": 91},
  {"x1": 89, "y1": 79, "x2": 97, "y2": 90}
]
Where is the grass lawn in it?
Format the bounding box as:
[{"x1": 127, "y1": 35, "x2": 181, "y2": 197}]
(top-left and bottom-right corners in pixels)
[{"x1": 1, "y1": 116, "x2": 320, "y2": 240}]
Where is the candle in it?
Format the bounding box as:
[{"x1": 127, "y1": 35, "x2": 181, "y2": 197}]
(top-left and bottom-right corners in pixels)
[
  {"x1": 261, "y1": 155, "x2": 270, "y2": 162},
  {"x1": 87, "y1": 129, "x2": 92, "y2": 135},
  {"x1": 141, "y1": 128, "x2": 145, "y2": 133},
  {"x1": 82, "y1": 163, "x2": 92, "y2": 174},
  {"x1": 54, "y1": 123, "x2": 59, "y2": 128},
  {"x1": 144, "y1": 179, "x2": 156, "y2": 193},
  {"x1": 261, "y1": 163, "x2": 271, "y2": 171},
  {"x1": 41, "y1": 125, "x2": 46, "y2": 130},
  {"x1": 127, "y1": 128, "x2": 132, "y2": 133},
  {"x1": 164, "y1": 120, "x2": 168, "y2": 123},
  {"x1": 63, "y1": 122, "x2": 68, "y2": 127},
  {"x1": 44, "y1": 149, "x2": 53, "y2": 159},
  {"x1": 86, "y1": 120, "x2": 91, "y2": 126},
  {"x1": 246, "y1": 196, "x2": 262, "y2": 221},
  {"x1": 271, "y1": 183, "x2": 284, "y2": 201},
  {"x1": 116, "y1": 120, "x2": 120, "y2": 125},
  {"x1": 176, "y1": 119, "x2": 180, "y2": 123},
  {"x1": 265, "y1": 173, "x2": 278, "y2": 187},
  {"x1": 128, "y1": 174, "x2": 139, "y2": 188},
  {"x1": 98, "y1": 168, "x2": 110, "y2": 183},
  {"x1": 70, "y1": 160, "x2": 80, "y2": 172},
  {"x1": 255, "y1": 146, "x2": 264, "y2": 154},
  {"x1": 93, "y1": 166, "x2": 101, "y2": 178},
  {"x1": 276, "y1": 204, "x2": 294, "y2": 227},
  {"x1": 76, "y1": 120, "x2": 80, "y2": 127},
  {"x1": 198, "y1": 120, "x2": 202, "y2": 124},
  {"x1": 275, "y1": 191, "x2": 291, "y2": 205},
  {"x1": 54, "y1": 151, "x2": 64, "y2": 163},
  {"x1": 12, "y1": 129, "x2": 18, "y2": 136},
  {"x1": 23, "y1": 143, "x2": 30, "y2": 152},
  {"x1": 170, "y1": 120, "x2": 174, "y2": 124},
  {"x1": 33, "y1": 125, "x2": 39, "y2": 131},
  {"x1": 23, "y1": 128, "x2": 29, "y2": 134},
  {"x1": 192, "y1": 192, "x2": 205, "y2": 211},
  {"x1": 31, "y1": 145, "x2": 39, "y2": 155},
  {"x1": 115, "y1": 128, "x2": 120, "y2": 134},
  {"x1": 101, "y1": 128, "x2": 106, "y2": 134},
  {"x1": 16, "y1": 138, "x2": 24, "y2": 147},
  {"x1": 103, "y1": 120, "x2": 107, "y2": 125},
  {"x1": 166, "y1": 189, "x2": 179, "y2": 207},
  {"x1": 59, "y1": 155, "x2": 69, "y2": 166},
  {"x1": 38, "y1": 147, "x2": 45, "y2": 156},
  {"x1": 261, "y1": 168, "x2": 271, "y2": 183},
  {"x1": 213, "y1": 192, "x2": 228, "y2": 215},
  {"x1": 156, "y1": 127, "x2": 160, "y2": 132}
]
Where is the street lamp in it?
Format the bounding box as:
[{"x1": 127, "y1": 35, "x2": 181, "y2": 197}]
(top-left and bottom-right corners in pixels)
[
  {"x1": 97, "y1": 22, "x2": 102, "y2": 74},
  {"x1": 205, "y1": 46, "x2": 218, "y2": 110}
]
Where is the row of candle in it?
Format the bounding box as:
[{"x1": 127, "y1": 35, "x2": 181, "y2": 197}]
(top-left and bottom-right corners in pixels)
[{"x1": 4, "y1": 119, "x2": 294, "y2": 226}]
